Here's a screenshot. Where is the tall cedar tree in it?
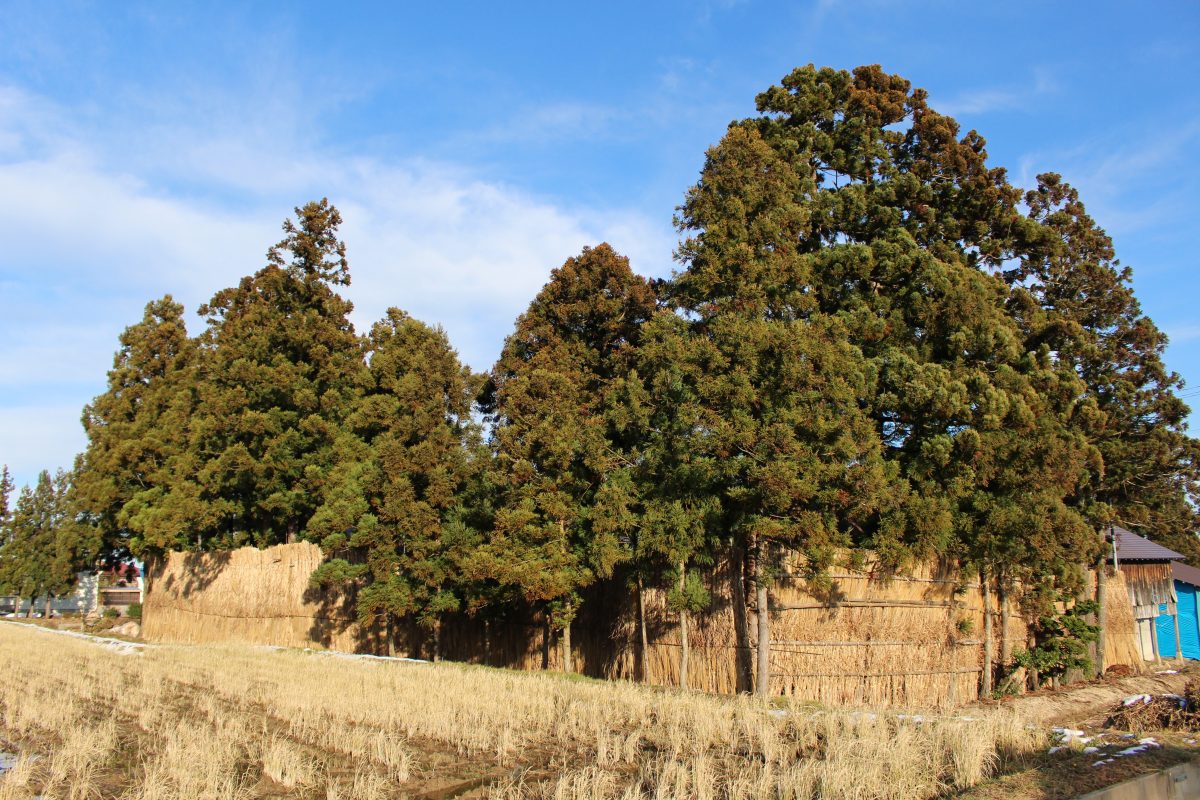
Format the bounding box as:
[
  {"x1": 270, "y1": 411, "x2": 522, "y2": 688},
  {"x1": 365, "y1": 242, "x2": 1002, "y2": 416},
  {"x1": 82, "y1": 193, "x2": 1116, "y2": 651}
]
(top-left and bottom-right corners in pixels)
[
  {"x1": 190, "y1": 200, "x2": 363, "y2": 546},
  {"x1": 0, "y1": 466, "x2": 11, "y2": 530},
  {"x1": 309, "y1": 309, "x2": 481, "y2": 659},
  {"x1": 619, "y1": 310, "x2": 723, "y2": 688},
  {"x1": 672, "y1": 64, "x2": 1098, "y2": 693},
  {"x1": 0, "y1": 469, "x2": 87, "y2": 615},
  {"x1": 480, "y1": 244, "x2": 656, "y2": 672},
  {"x1": 1013, "y1": 174, "x2": 1200, "y2": 559},
  {"x1": 74, "y1": 296, "x2": 199, "y2": 556}
]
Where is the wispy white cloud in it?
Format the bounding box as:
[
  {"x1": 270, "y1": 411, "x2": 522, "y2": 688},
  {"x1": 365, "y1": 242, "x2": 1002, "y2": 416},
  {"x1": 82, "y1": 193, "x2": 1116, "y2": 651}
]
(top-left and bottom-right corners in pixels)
[
  {"x1": 0, "y1": 83, "x2": 674, "y2": 489},
  {"x1": 1167, "y1": 324, "x2": 1200, "y2": 347},
  {"x1": 472, "y1": 101, "x2": 625, "y2": 145},
  {"x1": 1015, "y1": 117, "x2": 1200, "y2": 238},
  {"x1": 932, "y1": 68, "x2": 1059, "y2": 117}
]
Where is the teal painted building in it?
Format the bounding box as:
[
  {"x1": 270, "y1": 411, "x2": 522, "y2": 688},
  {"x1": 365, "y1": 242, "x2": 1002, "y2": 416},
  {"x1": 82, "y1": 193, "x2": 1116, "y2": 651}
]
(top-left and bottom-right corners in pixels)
[{"x1": 1158, "y1": 562, "x2": 1200, "y2": 661}]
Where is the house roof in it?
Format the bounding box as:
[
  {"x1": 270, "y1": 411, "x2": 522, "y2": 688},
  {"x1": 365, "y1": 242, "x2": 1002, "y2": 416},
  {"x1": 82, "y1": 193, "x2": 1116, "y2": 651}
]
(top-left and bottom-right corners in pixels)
[
  {"x1": 1174, "y1": 561, "x2": 1200, "y2": 587},
  {"x1": 1107, "y1": 525, "x2": 1186, "y2": 563}
]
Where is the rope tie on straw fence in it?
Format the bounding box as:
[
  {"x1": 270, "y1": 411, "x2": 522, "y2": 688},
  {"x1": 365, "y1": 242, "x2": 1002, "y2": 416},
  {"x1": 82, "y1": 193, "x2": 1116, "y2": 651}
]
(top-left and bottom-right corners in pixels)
[
  {"x1": 146, "y1": 602, "x2": 358, "y2": 623},
  {"x1": 771, "y1": 667, "x2": 981, "y2": 678},
  {"x1": 774, "y1": 600, "x2": 982, "y2": 611},
  {"x1": 778, "y1": 572, "x2": 983, "y2": 588}
]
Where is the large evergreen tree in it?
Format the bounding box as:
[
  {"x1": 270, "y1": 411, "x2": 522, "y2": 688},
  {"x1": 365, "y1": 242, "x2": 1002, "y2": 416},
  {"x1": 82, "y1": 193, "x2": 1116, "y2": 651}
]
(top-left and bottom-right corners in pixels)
[
  {"x1": 480, "y1": 244, "x2": 657, "y2": 672},
  {"x1": 621, "y1": 309, "x2": 722, "y2": 688},
  {"x1": 672, "y1": 64, "x2": 1102, "y2": 693},
  {"x1": 1013, "y1": 173, "x2": 1200, "y2": 559},
  {"x1": 310, "y1": 309, "x2": 481, "y2": 658},
  {"x1": 187, "y1": 199, "x2": 364, "y2": 547},
  {"x1": 74, "y1": 296, "x2": 199, "y2": 556}
]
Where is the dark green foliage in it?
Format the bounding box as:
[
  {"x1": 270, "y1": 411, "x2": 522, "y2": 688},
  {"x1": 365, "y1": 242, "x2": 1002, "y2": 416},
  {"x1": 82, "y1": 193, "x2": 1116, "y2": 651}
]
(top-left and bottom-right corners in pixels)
[
  {"x1": 54, "y1": 76, "x2": 1197, "y2": 686},
  {"x1": 74, "y1": 296, "x2": 198, "y2": 556},
  {"x1": 1012, "y1": 174, "x2": 1200, "y2": 560},
  {"x1": 309, "y1": 309, "x2": 481, "y2": 653},
  {"x1": 187, "y1": 199, "x2": 364, "y2": 547},
  {"x1": 0, "y1": 466, "x2": 12, "y2": 526},
  {"x1": 1012, "y1": 600, "x2": 1100, "y2": 681},
  {"x1": 479, "y1": 244, "x2": 657, "y2": 662},
  {"x1": 623, "y1": 310, "x2": 720, "y2": 610},
  {"x1": 675, "y1": 63, "x2": 1109, "y2": 588},
  {"x1": 0, "y1": 469, "x2": 90, "y2": 605}
]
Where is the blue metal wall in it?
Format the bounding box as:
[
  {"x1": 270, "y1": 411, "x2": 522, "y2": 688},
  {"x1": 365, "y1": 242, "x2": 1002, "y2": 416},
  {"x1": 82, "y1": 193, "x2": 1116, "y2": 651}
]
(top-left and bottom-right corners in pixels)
[
  {"x1": 1157, "y1": 603, "x2": 1178, "y2": 658},
  {"x1": 1178, "y1": 581, "x2": 1200, "y2": 660},
  {"x1": 1156, "y1": 582, "x2": 1200, "y2": 660}
]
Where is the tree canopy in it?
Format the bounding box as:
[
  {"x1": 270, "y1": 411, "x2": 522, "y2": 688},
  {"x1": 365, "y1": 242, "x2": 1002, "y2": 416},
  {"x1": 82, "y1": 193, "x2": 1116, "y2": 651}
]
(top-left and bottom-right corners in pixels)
[{"x1": 42, "y1": 63, "x2": 1198, "y2": 693}]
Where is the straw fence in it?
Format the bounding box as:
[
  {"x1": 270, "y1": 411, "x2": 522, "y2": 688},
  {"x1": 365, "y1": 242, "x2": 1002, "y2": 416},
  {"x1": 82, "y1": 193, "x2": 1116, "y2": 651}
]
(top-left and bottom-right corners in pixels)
[
  {"x1": 143, "y1": 544, "x2": 1141, "y2": 708},
  {"x1": 1103, "y1": 568, "x2": 1144, "y2": 668}
]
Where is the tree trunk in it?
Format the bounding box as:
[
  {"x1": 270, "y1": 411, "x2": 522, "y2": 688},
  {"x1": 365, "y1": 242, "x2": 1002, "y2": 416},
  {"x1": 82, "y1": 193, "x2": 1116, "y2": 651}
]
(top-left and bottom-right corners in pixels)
[
  {"x1": 431, "y1": 619, "x2": 442, "y2": 663},
  {"x1": 1096, "y1": 563, "x2": 1108, "y2": 677},
  {"x1": 999, "y1": 575, "x2": 1011, "y2": 664},
  {"x1": 1028, "y1": 630, "x2": 1040, "y2": 691},
  {"x1": 44, "y1": 595, "x2": 52, "y2": 620},
  {"x1": 286, "y1": 520, "x2": 297, "y2": 545},
  {"x1": 386, "y1": 615, "x2": 395, "y2": 658},
  {"x1": 562, "y1": 616, "x2": 573, "y2": 674},
  {"x1": 26, "y1": 597, "x2": 34, "y2": 619},
  {"x1": 483, "y1": 619, "x2": 491, "y2": 667},
  {"x1": 730, "y1": 543, "x2": 753, "y2": 693},
  {"x1": 678, "y1": 561, "x2": 689, "y2": 691},
  {"x1": 981, "y1": 567, "x2": 994, "y2": 697},
  {"x1": 755, "y1": 542, "x2": 771, "y2": 698},
  {"x1": 637, "y1": 574, "x2": 650, "y2": 683},
  {"x1": 1073, "y1": 564, "x2": 1094, "y2": 685},
  {"x1": 541, "y1": 615, "x2": 550, "y2": 670}
]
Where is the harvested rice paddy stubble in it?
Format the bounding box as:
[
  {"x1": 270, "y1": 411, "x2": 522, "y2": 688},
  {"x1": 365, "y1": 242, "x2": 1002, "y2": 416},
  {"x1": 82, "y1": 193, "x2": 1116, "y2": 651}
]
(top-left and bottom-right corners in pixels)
[{"x1": 0, "y1": 623, "x2": 1044, "y2": 799}]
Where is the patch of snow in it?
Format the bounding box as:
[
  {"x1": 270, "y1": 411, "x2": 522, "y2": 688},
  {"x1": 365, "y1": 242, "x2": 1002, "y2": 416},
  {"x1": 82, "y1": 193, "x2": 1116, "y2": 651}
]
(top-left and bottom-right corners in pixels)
[
  {"x1": 1154, "y1": 669, "x2": 1179, "y2": 674},
  {"x1": 315, "y1": 650, "x2": 428, "y2": 665},
  {"x1": 1121, "y1": 694, "x2": 1153, "y2": 706},
  {"x1": 1084, "y1": 747, "x2": 1100, "y2": 754},
  {"x1": 767, "y1": 709, "x2": 787, "y2": 718},
  {"x1": 0, "y1": 619, "x2": 148, "y2": 652}
]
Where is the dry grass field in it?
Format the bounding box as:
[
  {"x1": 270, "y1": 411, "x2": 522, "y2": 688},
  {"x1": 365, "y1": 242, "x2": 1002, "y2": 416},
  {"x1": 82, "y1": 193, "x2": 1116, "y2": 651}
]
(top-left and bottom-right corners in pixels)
[{"x1": 0, "y1": 621, "x2": 1046, "y2": 799}]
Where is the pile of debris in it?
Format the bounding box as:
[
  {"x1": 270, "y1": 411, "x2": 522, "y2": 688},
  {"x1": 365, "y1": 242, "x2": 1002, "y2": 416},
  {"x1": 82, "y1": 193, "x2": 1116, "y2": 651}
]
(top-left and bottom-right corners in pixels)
[{"x1": 1106, "y1": 680, "x2": 1200, "y2": 732}]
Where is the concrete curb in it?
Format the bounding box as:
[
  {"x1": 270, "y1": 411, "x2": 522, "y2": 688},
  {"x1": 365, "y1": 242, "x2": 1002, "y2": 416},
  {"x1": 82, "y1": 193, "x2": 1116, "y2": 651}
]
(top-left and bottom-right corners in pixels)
[{"x1": 1076, "y1": 759, "x2": 1200, "y2": 799}]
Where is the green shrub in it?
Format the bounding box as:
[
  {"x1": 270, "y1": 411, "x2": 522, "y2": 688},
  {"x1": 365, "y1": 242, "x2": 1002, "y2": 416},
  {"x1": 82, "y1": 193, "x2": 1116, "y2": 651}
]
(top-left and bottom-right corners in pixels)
[
  {"x1": 127, "y1": 603, "x2": 142, "y2": 620},
  {"x1": 1012, "y1": 600, "x2": 1099, "y2": 682},
  {"x1": 102, "y1": 607, "x2": 119, "y2": 619}
]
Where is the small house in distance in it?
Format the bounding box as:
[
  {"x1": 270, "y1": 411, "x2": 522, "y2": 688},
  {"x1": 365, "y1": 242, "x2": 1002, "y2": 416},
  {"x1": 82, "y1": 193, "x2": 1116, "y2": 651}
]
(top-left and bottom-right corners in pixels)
[{"x1": 1108, "y1": 525, "x2": 1185, "y2": 662}]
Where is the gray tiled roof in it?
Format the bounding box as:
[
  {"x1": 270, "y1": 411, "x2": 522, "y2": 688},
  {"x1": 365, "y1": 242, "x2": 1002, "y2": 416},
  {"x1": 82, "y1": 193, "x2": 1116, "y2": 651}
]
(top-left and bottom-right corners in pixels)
[
  {"x1": 1107, "y1": 525, "x2": 1185, "y2": 563},
  {"x1": 1173, "y1": 561, "x2": 1200, "y2": 587}
]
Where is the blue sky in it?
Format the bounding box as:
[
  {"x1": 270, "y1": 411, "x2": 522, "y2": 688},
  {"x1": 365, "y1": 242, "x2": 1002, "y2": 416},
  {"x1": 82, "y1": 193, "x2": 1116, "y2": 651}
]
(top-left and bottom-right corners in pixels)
[{"x1": 1, "y1": 1, "x2": 1198, "y2": 490}]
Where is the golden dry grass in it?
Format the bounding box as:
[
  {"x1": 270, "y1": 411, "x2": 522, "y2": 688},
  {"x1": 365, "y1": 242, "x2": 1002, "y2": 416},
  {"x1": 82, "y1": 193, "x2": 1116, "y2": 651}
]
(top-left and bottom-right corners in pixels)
[{"x1": 0, "y1": 621, "x2": 1045, "y2": 799}]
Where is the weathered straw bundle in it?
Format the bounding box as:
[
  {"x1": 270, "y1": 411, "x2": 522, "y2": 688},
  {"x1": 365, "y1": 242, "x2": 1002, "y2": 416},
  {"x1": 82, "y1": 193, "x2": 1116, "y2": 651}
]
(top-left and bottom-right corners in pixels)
[
  {"x1": 1104, "y1": 569, "x2": 1144, "y2": 671},
  {"x1": 145, "y1": 543, "x2": 1137, "y2": 708},
  {"x1": 143, "y1": 543, "x2": 382, "y2": 653}
]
